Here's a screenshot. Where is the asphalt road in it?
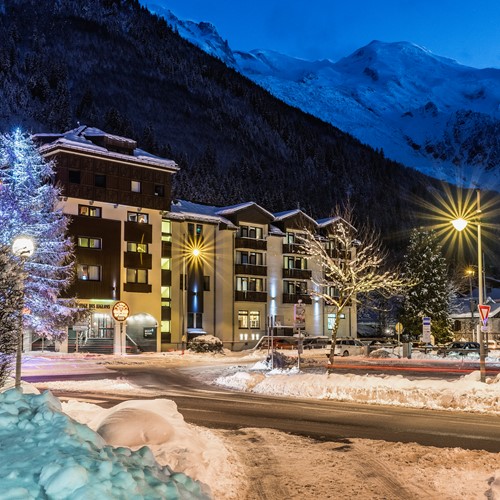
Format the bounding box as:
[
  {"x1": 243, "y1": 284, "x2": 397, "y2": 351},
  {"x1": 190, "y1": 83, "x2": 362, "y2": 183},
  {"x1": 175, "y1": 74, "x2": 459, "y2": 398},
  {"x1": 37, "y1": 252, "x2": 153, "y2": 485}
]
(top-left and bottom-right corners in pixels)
[{"x1": 38, "y1": 364, "x2": 500, "y2": 453}]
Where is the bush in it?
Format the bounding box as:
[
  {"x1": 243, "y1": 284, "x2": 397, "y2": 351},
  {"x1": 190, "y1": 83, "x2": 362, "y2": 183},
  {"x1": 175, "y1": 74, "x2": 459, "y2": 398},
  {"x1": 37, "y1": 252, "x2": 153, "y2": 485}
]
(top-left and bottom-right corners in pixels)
[{"x1": 187, "y1": 335, "x2": 224, "y2": 354}]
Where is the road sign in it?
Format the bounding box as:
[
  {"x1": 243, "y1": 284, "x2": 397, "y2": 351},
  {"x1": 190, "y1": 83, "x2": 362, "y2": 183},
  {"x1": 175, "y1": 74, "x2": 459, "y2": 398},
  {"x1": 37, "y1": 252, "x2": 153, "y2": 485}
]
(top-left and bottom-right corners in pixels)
[
  {"x1": 112, "y1": 301, "x2": 130, "y2": 322},
  {"x1": 422, "y1": 317, "x2": 431, "y2": 326},
  {"x1": 395, "y1": 322, "x2": 403, "y2": 334},
  {"x1": 478, "y1": 304, "x2": 491, "y2": 325}
]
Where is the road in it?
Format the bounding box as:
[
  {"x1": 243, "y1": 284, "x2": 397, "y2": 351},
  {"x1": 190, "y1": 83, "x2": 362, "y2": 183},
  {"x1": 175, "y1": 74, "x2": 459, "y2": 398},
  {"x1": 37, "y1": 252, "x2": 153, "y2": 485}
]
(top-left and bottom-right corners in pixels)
[{"x1": 34, "y1": 362, "x2": 500, "y2": 453}]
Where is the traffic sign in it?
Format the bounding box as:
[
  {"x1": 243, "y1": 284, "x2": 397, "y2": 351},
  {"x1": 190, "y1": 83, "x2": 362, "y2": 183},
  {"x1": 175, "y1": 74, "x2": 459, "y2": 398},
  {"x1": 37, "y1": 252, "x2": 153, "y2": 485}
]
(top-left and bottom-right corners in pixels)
[
  {"x1": 478, "y1": 304, "x2": 491, "y2": 325},
  {"x1": 422, "y1": 317, "x2": 431, "y2": 325},
  {"x1": 395, "y1": 322, "x2": 403, "y2": 334}
]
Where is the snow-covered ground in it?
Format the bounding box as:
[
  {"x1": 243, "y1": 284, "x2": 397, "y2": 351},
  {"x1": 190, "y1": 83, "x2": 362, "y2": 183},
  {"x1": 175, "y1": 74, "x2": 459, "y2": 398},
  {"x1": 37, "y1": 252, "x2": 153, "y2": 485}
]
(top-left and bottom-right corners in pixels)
[{"x1": 3, "y1": 348, "x2": 500, "y2": 499}]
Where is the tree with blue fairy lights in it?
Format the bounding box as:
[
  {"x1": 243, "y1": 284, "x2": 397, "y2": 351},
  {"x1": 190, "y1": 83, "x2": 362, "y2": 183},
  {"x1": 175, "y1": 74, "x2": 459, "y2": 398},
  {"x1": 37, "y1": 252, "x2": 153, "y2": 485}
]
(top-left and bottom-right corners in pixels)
[{"x1": 0, "y1": 129, "x2": 82, "y2": 357}]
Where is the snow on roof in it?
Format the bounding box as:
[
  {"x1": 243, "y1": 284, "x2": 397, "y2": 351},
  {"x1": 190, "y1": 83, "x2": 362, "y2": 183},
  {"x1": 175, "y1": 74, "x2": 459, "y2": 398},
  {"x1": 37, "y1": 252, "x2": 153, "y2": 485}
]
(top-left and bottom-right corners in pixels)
[
  {"x1": 269, "y1": 224, "x2": 286, "y2": 236},
  {"x1": 316, "y1": 216, "x2": 342, "y2": 227},
  {"x1": 216, "y1": 201, "x2": 274, "y2": 220},
  {"x1": 451, "y1": 300, "x2": 500, "y2": 319},
  {"x1": 167, "y1": 200, "x2": 237, "y2": 228},
  {"x1": 273, "y1": 209, "x2": 317, "y2": 226},
  {"x1": 35, "y1": 126, "x2": 178, "y2": 172}
]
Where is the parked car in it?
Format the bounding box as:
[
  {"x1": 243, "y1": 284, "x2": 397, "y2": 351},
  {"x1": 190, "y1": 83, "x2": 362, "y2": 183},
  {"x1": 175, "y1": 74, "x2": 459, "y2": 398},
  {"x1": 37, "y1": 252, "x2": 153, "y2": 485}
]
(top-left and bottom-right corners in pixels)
[
  {"x1": 275, "y1": 337, "x2": 299, "y2": 350},
  {"x1": 303, "y1": 337, "x2": 331, "y2": 349},
  {"x1": 334, "y1": 338, "x2": 365, "y2": 357},
  {"x1": 438, "y1": 341, "x2": 480, "y2": 356}
]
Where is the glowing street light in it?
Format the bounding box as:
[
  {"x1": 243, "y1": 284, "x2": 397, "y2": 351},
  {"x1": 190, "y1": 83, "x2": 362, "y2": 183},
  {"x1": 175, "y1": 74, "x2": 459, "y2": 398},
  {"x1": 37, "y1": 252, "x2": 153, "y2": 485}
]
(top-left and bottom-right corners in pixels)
[
  {"x1": 451, "y1": 189, "x2": 486, "y2": 382},
  {"x1": 11, "y1": 236, "x2": 35, "y2": 390}
]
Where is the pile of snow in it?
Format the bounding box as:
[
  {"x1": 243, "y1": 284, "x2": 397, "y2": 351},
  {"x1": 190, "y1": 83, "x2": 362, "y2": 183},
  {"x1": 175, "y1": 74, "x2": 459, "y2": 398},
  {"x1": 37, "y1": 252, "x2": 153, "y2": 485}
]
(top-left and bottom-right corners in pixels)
[
  {"x1": 214, "y1": 368, "x2": 500, "y2": 414},
  {"x1": 0, "y1": 389, "x2": 210, "y2": 499}
]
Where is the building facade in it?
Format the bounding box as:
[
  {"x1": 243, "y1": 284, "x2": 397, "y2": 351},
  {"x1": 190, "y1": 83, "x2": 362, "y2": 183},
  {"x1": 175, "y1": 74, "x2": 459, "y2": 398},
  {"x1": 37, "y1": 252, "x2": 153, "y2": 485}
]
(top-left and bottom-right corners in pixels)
[{"x1": 35, "y1": 127, "x2": 357, "y2": 353}]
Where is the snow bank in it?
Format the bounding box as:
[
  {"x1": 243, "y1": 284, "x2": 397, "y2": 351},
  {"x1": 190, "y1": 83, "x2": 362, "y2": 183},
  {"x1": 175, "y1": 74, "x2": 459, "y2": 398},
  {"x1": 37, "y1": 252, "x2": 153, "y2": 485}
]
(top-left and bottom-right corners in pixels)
[
  {"x1": 0, "y1": 389, "x2": 210, "y2": 499},
  {"x1": 214, "y1": 369, "x2": 500, "y2": 414}
]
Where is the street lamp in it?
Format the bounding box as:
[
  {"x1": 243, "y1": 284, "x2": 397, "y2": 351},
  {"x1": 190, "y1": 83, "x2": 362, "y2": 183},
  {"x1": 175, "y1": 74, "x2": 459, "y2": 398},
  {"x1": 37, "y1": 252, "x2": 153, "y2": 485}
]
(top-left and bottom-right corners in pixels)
[
  {"x1": 11, "y1": 235, "x2": 35, "y2": 390},
  {"x1": 451, "y1": 189, "x2": 485, "y2": 382}
]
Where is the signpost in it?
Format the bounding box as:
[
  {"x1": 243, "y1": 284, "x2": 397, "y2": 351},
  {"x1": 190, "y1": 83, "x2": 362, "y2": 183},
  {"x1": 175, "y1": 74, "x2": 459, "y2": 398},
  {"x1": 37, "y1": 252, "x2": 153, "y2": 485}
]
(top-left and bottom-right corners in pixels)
[
  {"x1": 112, "y1": 301, "x2": 130, "y2": 355},
  {"x1": 395, "y1": 322, "x2": 403, "y2": 346},
  {"x1": 294, "y1": 300, "x2": 306, "y2": 370},
  {"x1": 422, "y1": 316, "x2": 431, "y2": 344}
]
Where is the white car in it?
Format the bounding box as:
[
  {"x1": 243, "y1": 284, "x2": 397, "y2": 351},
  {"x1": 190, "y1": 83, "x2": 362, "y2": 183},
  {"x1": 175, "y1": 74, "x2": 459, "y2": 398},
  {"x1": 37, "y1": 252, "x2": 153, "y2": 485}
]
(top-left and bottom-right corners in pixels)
[{"x1": 334, "y1": 338, "x2": 365, "y2": 357}]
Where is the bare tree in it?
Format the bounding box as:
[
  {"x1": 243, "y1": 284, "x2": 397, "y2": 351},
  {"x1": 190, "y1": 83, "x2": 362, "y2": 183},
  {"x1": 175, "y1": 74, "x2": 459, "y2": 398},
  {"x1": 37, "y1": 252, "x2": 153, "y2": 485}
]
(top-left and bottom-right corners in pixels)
[{"x1": 300, "y1": 207, "x2": 408, "y2": 364}]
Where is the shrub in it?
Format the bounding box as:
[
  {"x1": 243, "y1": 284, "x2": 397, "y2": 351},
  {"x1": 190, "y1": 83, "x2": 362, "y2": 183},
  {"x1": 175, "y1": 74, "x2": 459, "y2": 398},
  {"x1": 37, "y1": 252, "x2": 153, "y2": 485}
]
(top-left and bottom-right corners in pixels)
[{"x1": 187, "y1": 335, "x2": 224, "y2": 354}]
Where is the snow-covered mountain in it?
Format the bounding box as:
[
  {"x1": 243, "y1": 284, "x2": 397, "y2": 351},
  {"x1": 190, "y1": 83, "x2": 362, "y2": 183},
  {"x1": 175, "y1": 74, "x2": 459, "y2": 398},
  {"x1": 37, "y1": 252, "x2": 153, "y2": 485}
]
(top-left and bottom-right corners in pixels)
[{"x1": 145, "y1": 3, "x2": 500, "y2": 190}]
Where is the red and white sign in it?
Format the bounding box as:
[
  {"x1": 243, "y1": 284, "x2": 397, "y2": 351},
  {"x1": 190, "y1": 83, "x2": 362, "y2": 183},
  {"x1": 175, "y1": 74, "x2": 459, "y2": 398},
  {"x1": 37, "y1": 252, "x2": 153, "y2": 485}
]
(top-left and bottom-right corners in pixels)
[{"x1": 478, "y1": 304, "x2": 491, "y2": 325}]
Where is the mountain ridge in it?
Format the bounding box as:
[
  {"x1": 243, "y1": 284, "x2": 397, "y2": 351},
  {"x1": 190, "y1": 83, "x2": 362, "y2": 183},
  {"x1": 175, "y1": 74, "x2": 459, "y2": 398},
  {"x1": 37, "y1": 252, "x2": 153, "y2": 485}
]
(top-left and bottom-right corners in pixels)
[{"x1": 150, "y1": 3, "x2": 500, "y2": 191}]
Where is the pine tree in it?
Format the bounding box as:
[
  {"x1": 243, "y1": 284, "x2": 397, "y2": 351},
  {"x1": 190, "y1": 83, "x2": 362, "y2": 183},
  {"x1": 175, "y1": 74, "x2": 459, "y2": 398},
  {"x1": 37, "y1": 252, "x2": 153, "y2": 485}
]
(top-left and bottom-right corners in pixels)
[
  {"x1": 0, "y1": 129, "x2": 80, "y2": 342},
  {"x1": 0, "y1": 246, "x2": 23, "y2": 387},
  {"x1": 399, "y1": 229, "x2": 454, "y2": 343}
]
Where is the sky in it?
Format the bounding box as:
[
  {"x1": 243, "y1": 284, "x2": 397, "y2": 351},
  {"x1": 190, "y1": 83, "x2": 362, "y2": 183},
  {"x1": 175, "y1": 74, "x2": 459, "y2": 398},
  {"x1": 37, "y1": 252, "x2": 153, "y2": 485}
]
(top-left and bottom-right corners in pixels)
[
  {"x1": 148, "y1": 0, "x2": 500, "y2": 69},
  {"x1": 4, "y1": 349, "x2": 500, "y2": 498}
]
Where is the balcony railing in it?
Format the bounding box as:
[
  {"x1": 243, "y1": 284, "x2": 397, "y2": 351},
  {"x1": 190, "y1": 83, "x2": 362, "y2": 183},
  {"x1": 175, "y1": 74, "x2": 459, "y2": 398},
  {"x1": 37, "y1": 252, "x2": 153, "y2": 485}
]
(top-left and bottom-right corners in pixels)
[
  {"x1": 235, "y1": 237, "x2": 267, "y2": 251},
  {"x1": 235, "y1": 290, "x2": 268, "y2": 302},
  {"x1": 234, "y1": 263, "x2": 267, "y2": 276},
  {"x1": 282, "y1": 243, "x2": 306, "y2": 254},
  {"x1": 283, "y1": 293, "x2": 312, "y2": 304},
  {"x1": 282, "y1": 268, "x2": 312, "y2": 280}
]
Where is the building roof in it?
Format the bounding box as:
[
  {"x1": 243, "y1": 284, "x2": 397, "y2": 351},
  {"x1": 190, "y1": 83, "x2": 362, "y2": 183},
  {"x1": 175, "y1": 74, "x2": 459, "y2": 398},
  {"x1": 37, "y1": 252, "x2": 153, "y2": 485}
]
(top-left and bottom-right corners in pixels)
[
  {"x1": 273, "y1": 209, "x2": 317, "y2": 226},
  {"x1": 167, "y1": 200, "x2": 237, "y2": 228},
  {"x1": 34, "y1": 125, "x2": 179, "y2": 172},
  {"x1": 216, "y1": 202, "x2": 275, "y2": 221}
]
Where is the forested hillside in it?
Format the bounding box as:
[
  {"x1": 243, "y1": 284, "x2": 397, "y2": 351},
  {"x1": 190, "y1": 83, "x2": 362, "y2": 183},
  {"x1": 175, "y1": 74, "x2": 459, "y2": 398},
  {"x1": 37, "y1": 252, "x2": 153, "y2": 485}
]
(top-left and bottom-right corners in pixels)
[{"x1": 0, "y1": 0, "x2": 438, "y2": 244}]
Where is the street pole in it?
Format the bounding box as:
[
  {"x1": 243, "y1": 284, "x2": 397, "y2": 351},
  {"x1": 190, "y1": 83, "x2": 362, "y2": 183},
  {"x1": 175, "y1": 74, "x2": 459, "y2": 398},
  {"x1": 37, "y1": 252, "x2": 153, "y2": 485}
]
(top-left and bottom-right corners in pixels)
[{"x1": 476, "y1": 189, "x2": 486, "y2": 383}]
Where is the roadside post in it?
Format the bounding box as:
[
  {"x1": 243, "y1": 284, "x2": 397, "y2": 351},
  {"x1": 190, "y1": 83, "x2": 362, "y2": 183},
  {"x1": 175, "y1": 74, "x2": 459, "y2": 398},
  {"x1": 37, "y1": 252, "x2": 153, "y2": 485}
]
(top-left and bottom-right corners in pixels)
[
  {"x1": 395, "y1": 322, "x2": 404, "y2": 357},
  {"x1": 112, "y1": 301, "x2": 130, "y2": 355},
  {"x1": 294, "y1": 300, "x2": 306, "y2": 370}
]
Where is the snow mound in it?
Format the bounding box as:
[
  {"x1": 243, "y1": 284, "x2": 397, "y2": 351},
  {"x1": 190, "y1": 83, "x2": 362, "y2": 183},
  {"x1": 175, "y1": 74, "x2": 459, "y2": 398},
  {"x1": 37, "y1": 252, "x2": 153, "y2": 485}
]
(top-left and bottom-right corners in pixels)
[
  {"x1": 0, "y1": 389, "x2": 210, "y2": 499},
  {"x1": 96, "y1": 407, "x2": 175, "y2": 446}
]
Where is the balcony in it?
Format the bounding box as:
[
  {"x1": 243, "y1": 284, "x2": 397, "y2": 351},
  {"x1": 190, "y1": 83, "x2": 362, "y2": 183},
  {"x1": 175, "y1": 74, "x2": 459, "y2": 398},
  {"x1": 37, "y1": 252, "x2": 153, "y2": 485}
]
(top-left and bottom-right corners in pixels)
[
  {"x1": 235, "y1": 237, "x2": 267, "y2": 251},
  {"x1": 282, "y1": 268, "x2": 312, "y2": 280},
  {"x1": 282, "y1": 243, "x2": 306, "y2": 254},
  {"x1": 124, "y1": 251, "x2": 152, "y2": 269},
  {"x1": 283, "y1": 293, "x2": 312, "y2": 304},
  {"x1": 235, "y1": 290, "x2": 268, "y2": 302},
  {"x1": 235, "y1": 263, "x2": 267, "y2": 276}
]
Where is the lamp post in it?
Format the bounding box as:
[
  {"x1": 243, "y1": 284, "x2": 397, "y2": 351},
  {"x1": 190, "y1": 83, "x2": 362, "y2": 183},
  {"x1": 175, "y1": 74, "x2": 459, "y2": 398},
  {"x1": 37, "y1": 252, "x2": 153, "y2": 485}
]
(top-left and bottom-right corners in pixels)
[
  {"x1": 452, "y1": 189, "x2": 485, "y2": 382},
  {"x1": 11, "y1": 236, "x2": 35, "y2": 390}
]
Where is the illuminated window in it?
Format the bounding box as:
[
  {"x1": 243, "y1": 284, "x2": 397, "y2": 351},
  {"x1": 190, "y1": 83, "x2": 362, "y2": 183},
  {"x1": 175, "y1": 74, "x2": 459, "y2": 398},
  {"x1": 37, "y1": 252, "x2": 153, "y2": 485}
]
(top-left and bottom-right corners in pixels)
[
  {"x1": 78, "y1": 237, "x2": 102, "y2": 249},
  {"x1": 79, "y1": 205, "x2": 101, "y2": 217},
  {"x1": 128, "y1": 212, "x2": 148, "y2": 223},
  {"x1": 249, "y1": 311, "x2": 260, "y2": 329},
  {"x1": 327, "y1": 313, "x2": 346, "y2": 330},
  {"x1": 131, "y1": 180, "x2": 141, "y2": 193},
  {"x1": 238, "y1": 310, "x2": 249, "y2": 329},
  {"x1": 127, "y1": 268, "x2": 147, "y2": 284},
  {"x1": 127, "y1": 242, "x2": 148, "y2": 253},
  {"x1": 236, "y1": 277, "x2": 264, "y2": 292},
  {"x1": 77, "y1": 264, "x2": 101, "y2": 281}
]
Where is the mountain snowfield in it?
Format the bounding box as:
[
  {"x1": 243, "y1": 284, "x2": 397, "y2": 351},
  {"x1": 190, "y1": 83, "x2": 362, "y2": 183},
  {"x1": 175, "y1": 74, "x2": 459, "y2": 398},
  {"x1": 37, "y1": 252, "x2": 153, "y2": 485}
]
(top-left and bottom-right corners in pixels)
[{"x1": 145, "y1": 2, "x2": 500, "y2": 190}]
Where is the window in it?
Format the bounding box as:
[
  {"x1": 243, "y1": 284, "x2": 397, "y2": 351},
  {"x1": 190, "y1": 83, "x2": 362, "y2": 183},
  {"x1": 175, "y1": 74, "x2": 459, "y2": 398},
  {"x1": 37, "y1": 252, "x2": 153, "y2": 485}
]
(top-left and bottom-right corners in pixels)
[
  {"x1": 249, "y1": 311, "x2": 260, "y2": 329},
  {"x1": 162, "y1": 220, "x2": 172, "y2": 235},
  {"x1": 203, "y1": 276, "x2": 210, "y2": 291},
  {"x1": 238, "y1": 310, "x2": 249, "y2": 329},
  {"x1": 94, "y1": 174, "x2": 106, "y2": 188},
  {"x1": 127, "y1": 242, "x2": 148, "y2": 253},
  {"x1": 154, "y1": 184, "x2": 165, "y2": 197},
  {"x1": 237, "y1": 251, "x2": 263, "y2": 265},
  {"x1": 131, "y1": 180, "x2": 141, "y2": 193},
  {"x1": 237, "y1": 277, "x2": 264, "y2": 292},
  {"x1": 77, "y1": 264, "x2": 101, "y2": 281},
  {"x1": 79, "y1": 205, "x2": 101, "y2": 218},
  {"x1": 68, "y1": 170, "x2": 81, "y2": 184},
  {"x1": 284, "y1": 280, "x2": 307, "y2": 295},
  {"x1": 128, "y1": 211, "x2": 148, "y2": 223},
  {"x1": 284, "y1": 256, "x2": 306, "y2": 270},
  {"x1": 327, "y1": 313, "x2": 346, "y2": 330},
  {"x1": 78, "y1": 237, "x2": 102, "y2": 249},
  {"x1": 188, "y1": 223, "x2": 203, "y2": 236},
  {"x1": 127, "y1": 268, "x2": 147, "y2": 284},
  {"x1": 239, "y1": 225, "x2": 263, "y2": 239}
]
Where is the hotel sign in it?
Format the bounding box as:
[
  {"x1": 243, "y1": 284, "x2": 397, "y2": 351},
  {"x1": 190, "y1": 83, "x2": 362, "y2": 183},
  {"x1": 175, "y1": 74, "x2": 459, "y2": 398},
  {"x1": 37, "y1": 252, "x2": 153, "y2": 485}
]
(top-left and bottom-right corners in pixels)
[{"x1": 112, "y1": 301, "x2": 130, "y2": 322}]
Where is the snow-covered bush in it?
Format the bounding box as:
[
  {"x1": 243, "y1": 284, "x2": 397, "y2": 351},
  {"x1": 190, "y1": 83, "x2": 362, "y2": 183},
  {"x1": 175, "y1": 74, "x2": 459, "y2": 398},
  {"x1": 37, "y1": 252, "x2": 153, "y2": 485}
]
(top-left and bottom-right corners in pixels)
[{"x1": 188, "y1": 335, "x2": 224, "y2": 354}]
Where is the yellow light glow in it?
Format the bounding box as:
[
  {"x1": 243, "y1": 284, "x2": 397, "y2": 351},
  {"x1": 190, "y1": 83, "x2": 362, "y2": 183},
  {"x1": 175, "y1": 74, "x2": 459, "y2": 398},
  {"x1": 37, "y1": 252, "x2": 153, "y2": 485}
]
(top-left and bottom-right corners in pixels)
[
  {"x1": 451, "y1": 218, "x2": 468, "y2": 231},
  {"x1": 192, "y1": 248, "x2": 200, "y2": 257}
]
